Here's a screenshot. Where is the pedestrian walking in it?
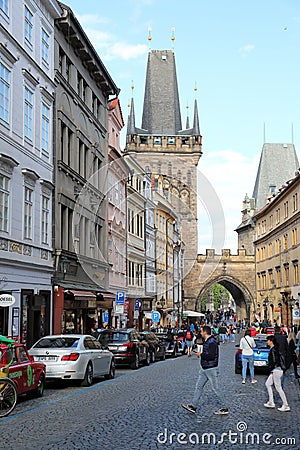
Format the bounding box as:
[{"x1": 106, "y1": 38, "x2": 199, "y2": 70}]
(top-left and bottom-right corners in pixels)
[
  {"x1": 264, "y1": 335, "x2": 290, "y2": 412},
  {"x1": 239, "y1": 329, "x2": 257, "y2": 384},
  {"x1": 181, "y1": 325, "x2": 229, "y2": 415},
  {"x1": 218, "y1": 322, "x2": 228, "y2": 344},
  {"x1": 185, "y1": 327, "x2": 194, "y2": 357}
]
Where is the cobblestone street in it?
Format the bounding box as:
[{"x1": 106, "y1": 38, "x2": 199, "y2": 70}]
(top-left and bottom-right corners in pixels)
[{"x1": 1, "y1": 337, "x2": 299, "y2": 450}]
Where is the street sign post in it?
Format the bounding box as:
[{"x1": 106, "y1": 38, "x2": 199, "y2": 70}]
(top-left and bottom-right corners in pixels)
[
  {"x1": 151, "y1": 311, "x2": 161, "y2": 323},
  {"x1": 116, "y1": 292, "x2": 125, "y2": 305}
]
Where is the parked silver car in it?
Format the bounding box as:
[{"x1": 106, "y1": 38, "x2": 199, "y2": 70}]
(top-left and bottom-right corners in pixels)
[{"x1": 29, "y1": 334, "x2": 115, "y2": 386}]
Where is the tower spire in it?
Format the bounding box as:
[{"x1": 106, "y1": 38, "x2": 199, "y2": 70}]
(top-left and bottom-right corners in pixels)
[
  {"x1": 186, "y1": 103, "x2": 190, "y2": 129},
  {"x1": 192, "y1": 83, "x2": 200, "y2": 135},
  {"x1": 127, "y1": 81, "x2": 136, "y2": 135},
  {"x1": 148, "y1": 27, "x2": 152, "y2": 50},
  {"x1": 171, "y1": 27, "x2": 175, "y2": 51}
]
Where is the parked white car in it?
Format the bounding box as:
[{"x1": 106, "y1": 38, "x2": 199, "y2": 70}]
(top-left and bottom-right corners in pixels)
[{"x1": 29, "y1": 334, "x2": 115, "y2": 386}]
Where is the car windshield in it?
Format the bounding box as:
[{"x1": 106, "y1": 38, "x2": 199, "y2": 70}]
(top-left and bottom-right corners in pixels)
[
  {"x1": 254, "y1": 340, "x2": 268, "y2": 349},
  {"x1": 33, "y1": 337, "x2": 79, "y2": 348},
  {"x1": 98, "y1": 332, "x2": 129, "y2": 344}
]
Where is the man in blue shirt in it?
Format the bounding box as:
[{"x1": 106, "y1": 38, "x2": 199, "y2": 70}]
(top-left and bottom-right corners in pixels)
[{"x1": 181, "y1": 325, "x2": 229, "y2": 415}]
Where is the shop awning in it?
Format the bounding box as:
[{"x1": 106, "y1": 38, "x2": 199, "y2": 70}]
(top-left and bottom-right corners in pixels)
[
  {"x1": 183, "y1": 310, "x2": 205, "y2": 317},
  {"x1": 67, "y1": 290, "x2": 96, "y2": 301}
]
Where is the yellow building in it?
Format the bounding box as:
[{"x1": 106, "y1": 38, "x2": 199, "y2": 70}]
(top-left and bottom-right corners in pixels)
[{"x1": 254, "y1": 172, "x2": 300, "y2": 326}]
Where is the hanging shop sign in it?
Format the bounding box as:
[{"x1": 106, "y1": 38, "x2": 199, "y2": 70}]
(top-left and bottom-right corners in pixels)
[{"x1": 0, "y1": 294, "x2": 16, "y2": 307}]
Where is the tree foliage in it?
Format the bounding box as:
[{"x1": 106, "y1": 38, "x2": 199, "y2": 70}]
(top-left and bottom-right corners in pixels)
[{"x1": 200, "y1": 284, "x2": 230, "y2": 312}]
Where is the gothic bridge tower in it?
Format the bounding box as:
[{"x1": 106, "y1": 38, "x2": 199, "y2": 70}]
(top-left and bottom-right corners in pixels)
[{"x1": 124, "y1": 48, "x2": 202, "y2": 295}]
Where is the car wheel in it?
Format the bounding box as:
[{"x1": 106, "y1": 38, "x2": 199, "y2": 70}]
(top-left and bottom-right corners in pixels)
[
  {"x1": 31, "y1": 375, "x2": 45, "y2": 398},
  {"x1": 150, "y1": 351, "x2": 156, "y2": 363},
  {"x1": 130, "y1": 354, "x2": 139, "y2": 370},
  {"x1": 235, "y1": 363, "x2": 241, "y2": 374},
  {"x1": 104, "y1": 360, "x2": 115, "y2": 380},
  {"x1": 81, "y1": 362, "x2": 93, "y2": 386},
  {"x1": 144, "y1": 351, "x2": 151, "y2": 366}
]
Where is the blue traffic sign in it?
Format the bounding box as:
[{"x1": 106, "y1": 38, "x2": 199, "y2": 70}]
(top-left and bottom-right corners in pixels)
[
  {"x1": 116, "y1": 292, "x2": 125, "y2": 305},
  {"x1": 134, "y1": 299, "x2": 141, "y2": 311},
  {"x1": 151, "y1": 311, "x2": 161, "y2": 323}
]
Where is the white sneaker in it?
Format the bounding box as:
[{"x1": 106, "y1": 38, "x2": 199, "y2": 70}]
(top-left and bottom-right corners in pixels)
[
  {"x1": 278, "y1": 405, "x2": 290, "y2": 412},
  {"x1": 264, "y1": 402, "x2": 275, "y2": 408}
]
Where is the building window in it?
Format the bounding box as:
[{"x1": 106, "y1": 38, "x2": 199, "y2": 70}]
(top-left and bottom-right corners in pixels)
[
  {"x1": 275, "y1": 267, "x2": 281, "y2": 287},
  {"x1": 293, "y1": 261, "x2": 299, "y2": 285},
  {"x1": 275, "y1": 208, "x2": 280, "y2": 225},
  {"x1": 65, "y1": 57, "x2": 71, "y2": 84},
  {"x1": 283, "y1": 233, "x2": 288, "y2": 250},
  {"x1": 269, "y1": 214, "x2": 273, "y2": 230},
  {"x1": 268, "y1": 242, "x2": 272, "y2": 257},
  {"x1": 0, "y1": 0, "x2": 8, "y2": 15},
  {"x1": 24, "y1": 87, "x2": 33, "y2": 140},
  {"x1": 283, "y1": 201, "x2": 288, "y2": 219},
  {"x1": 0, "y1": 173, "x2": 9, "y2": 231},
  {"x1": 24, "y1": 5, "x2": 33, "y2": 45},
  {"x1": 58, "y1": 47, "x2": 64, "y2": 74},
  {"x1": 0, "y1": 62, "x2": 10, "y2": 123},
  {"x1": 41, "y1": 29, "x2": 49, "y2": 64},
  {"x1": 293, "y1": 193, "x2": 298, "y2": 212},
  {"x1": 41, "y1": 195, "x2": 49, "y2": 244},
  {"x1": 291, "y1": 228, "x2": 297, "y2": 246},
  {"x1": 284, "y1": 264, "x2": 289, "y2": 286},
  {"x1": 41, "y1": 102, "x2": 50, "y2": 154},
  {"x1": 24, "y1": 186, "x2": 33, "y2": 239}
]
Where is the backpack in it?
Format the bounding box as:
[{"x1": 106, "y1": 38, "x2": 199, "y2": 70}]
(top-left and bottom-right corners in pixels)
[{"x1": 186, "y1": 331, "x2": 192, "y2": 340}]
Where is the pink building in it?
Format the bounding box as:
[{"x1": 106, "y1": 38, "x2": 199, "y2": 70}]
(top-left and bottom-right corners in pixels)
[{"x1": 107, "y1": 99, "x2": 129, "y2": 327}]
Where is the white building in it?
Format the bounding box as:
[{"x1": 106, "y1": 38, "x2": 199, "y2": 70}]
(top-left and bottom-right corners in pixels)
[{"x1": 0, "y1": 0, "x2": 61, "y2": 345}]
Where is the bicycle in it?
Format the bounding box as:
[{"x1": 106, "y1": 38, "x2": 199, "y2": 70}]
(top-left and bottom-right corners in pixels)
[{"x1": 0, "y1": 336, "x2": 17, "y2": 418}]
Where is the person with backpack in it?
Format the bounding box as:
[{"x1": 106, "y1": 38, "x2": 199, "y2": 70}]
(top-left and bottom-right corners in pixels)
[{"x1": 185, "y1": 326, "x2": 194, "y2": 357}]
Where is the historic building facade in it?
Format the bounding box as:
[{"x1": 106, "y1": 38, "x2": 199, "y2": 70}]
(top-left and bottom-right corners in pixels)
[
  {"x1": 107, "y1": 98, "x2": 129, "y2": 328},
  {"x1": 124, "y1": 49, "x2": 202, "y2": 312},
  {"x1": 52, "y1": 3, "x2": 119, "y2": 335},
  {"x1": 254, "y1": 172, "x2": 300, "y2": 327},
  {"x1": 0, "y1": 0, "x2": 61, "y2": 345}
]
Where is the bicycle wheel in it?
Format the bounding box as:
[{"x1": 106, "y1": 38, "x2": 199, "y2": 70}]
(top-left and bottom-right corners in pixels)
[{"x1": 0, "y1": 378, "x2": 17, "y2": 418}]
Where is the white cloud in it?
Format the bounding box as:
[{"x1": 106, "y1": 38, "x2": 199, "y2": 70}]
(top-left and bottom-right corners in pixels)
[
  {"x1": 74, "y1": 14, "x2": 148, "y2": 62},
  {"x1": 239, "y1": 44, "x2": 255, "y2": 55},
  {"x1": 104, "y1": 42, "x2": 148, "y2": 61},
  {"x1": 197, "y1": 149, "x2": 260, "y2": 253}
]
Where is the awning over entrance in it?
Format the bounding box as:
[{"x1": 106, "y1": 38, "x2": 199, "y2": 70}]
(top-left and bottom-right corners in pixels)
[
  {"x1": 67, "y1": 290, "x2": 96, "y2": 301},
  {"x1": 183, "y1": 310, "x2": 205, "y2": 317}
]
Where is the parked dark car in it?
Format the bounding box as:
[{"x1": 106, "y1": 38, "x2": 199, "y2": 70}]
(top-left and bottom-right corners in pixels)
[
  {"x1": 155, "y1": 332, "x2": 180, "y2": 357},
  {"x1": 98, "y1": 329, "x2": 150, "y2": 369},
  {"x1": 140, "y1": 331, "x2": 166, "y2": 362},
  {"x1": 235, "y1": 334, "x2": 270, "y2": 374}
]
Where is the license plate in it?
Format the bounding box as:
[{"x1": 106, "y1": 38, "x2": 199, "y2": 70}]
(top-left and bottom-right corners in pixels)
[
  {"x1": 38, "y1": 356, "x2": 57, "y2": 361},
  {"x1": 254, "y1": 360, "x2": 266, "y2": 366}
]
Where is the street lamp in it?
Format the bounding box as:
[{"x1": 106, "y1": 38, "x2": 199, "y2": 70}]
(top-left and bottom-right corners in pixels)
[
  {"x1": 59, "y1": 255, "x2": 70, "y2": 279},
  {"x1": 287, "y1": 297, "x2": 296, "y2": 326},
  {"x1": 159, "y1": 296, "x2": 165, "y2": 308},
  {"x1": 262, "y1": 297, "x2": 269, "y2": 322}
]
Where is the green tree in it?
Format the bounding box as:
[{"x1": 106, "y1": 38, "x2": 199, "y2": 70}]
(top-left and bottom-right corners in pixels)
[{"x1": 200, "y1": 284, "x2": 230, "y2": 312}]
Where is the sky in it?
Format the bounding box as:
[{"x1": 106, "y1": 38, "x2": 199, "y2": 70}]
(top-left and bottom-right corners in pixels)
[{"x1": 65, "y1": 0, "x2": 300, "y2": 253}]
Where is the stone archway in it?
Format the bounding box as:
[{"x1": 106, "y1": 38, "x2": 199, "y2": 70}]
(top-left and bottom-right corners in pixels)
[
  {"x1": 183, "y1": 249, "x2": 255, "y2": 320},
  {"x1": 195, "y1": 274, "x2": 254, "y2": 321}
]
